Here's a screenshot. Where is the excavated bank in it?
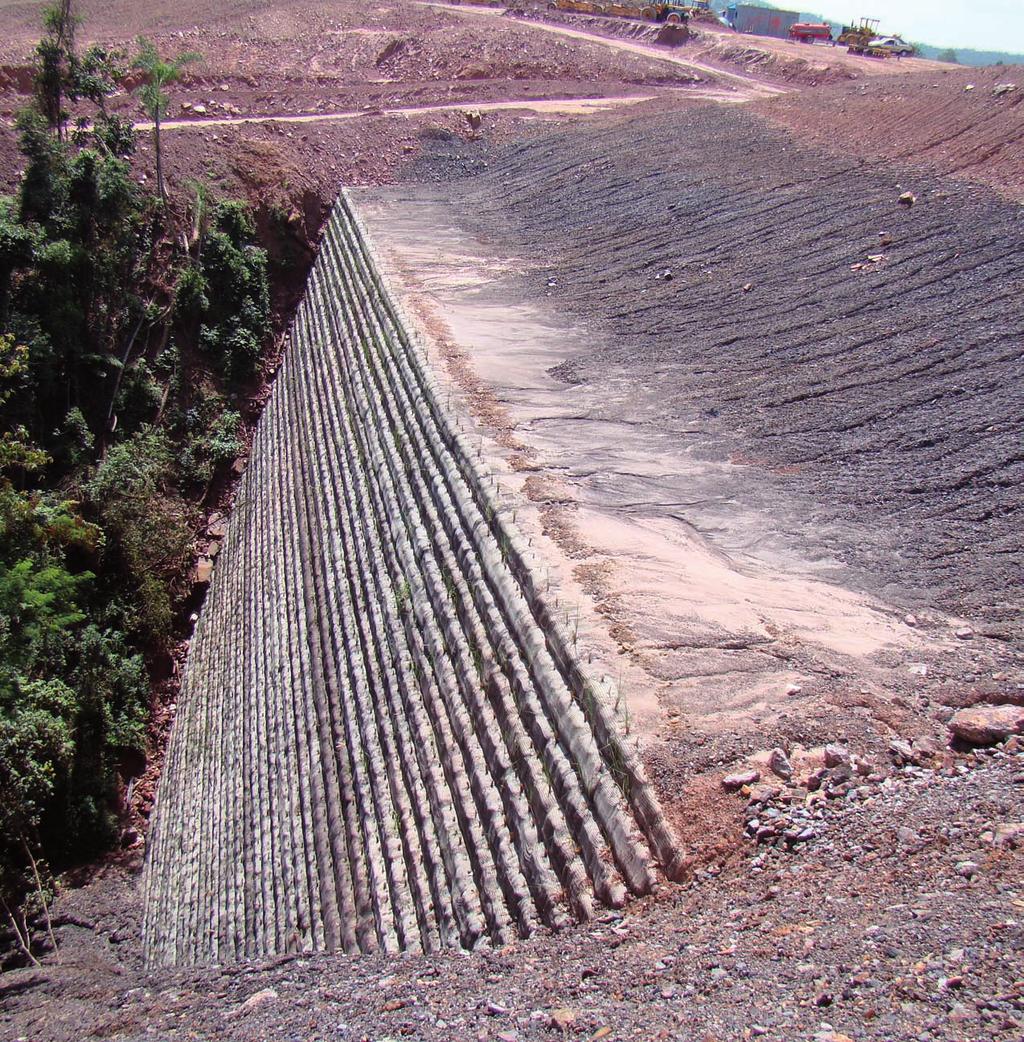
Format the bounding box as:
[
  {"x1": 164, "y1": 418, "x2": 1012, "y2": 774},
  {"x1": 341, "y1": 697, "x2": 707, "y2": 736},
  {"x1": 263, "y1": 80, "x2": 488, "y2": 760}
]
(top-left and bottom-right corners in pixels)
[
  {"x1": 417, "y1": 106, "x2": 1024, "y2": 637},
  {"x1": 141, "y1": 193, "x2": 681, "y2": 968}
]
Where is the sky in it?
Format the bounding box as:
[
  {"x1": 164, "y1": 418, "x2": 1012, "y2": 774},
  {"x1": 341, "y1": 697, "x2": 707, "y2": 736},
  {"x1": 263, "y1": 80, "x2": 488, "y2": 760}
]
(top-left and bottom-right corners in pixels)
[{"x1": 808, "y1": 0, "x2": 1024, "y2": 53}]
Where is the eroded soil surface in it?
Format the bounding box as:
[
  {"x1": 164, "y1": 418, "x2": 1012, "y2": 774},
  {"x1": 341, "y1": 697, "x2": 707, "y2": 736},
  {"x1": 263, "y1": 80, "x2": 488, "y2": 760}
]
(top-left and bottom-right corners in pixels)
[
  {"x1": 0, "y1": 0, "x2": 1021, "y2": 1037},
  {"x1": 416, "y1": 104, "x2": 1023, "y2": 641}
]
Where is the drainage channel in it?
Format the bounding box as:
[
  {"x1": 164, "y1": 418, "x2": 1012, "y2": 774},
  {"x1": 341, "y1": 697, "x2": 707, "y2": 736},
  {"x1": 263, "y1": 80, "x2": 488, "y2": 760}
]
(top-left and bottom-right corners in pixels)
[{"x1": 141, "y1": 192, "x2": 684, "y2": 968}]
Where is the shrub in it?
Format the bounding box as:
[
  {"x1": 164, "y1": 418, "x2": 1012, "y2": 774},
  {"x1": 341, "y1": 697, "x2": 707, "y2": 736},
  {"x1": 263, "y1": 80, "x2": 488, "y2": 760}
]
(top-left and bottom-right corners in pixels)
[
  {"x1": 188, "y1": 202, "x2": 271, "y2": 382},
  {"x1": 86, "y1": 428, "x2": 194, "y2": 643},
  {"x1": 112, "y1": 360, "x2": 162, "y2": 435},
  {"x1": 179, "y1": 405, "x2": 242, "y2": 489}
]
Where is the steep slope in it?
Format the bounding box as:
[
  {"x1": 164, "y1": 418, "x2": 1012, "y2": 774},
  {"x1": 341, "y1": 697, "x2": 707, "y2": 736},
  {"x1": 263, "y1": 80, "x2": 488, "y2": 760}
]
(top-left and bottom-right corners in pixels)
[
  {"x1": 426, "y1": 104, "x2": 1024, "y2": 638},
  {"x1": 141, "y1": 194, "x2": 681, "y2": 968}
]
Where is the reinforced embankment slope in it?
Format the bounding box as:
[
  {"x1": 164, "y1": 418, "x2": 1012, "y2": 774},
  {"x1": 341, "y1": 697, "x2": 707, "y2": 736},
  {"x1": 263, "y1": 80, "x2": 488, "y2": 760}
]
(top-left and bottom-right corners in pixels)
[{"x1": 141, "y1": 194, "x2": 682, "y2": 968}]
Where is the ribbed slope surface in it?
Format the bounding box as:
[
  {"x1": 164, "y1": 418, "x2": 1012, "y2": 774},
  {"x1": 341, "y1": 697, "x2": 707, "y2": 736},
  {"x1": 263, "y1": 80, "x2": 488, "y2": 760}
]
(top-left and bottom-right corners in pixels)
[{"x1": 142, "y1": 194, "x2": 682, "y2": 968}]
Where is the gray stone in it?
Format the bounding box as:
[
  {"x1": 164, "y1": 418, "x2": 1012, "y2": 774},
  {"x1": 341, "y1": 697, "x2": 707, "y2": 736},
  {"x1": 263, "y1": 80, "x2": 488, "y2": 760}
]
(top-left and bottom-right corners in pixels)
[
  {"x1": 990, "y1": 823, "x2": 1024, "y2": 849},
  {"x1": 896, "y1": 827, "x2": 920, "y2": 848},
  {"x1": 889, "y1": 738, "x2": 915, "y2": 764},
  {"x1": 768, "y1": 747, "x2": 793, "y2": 780}
]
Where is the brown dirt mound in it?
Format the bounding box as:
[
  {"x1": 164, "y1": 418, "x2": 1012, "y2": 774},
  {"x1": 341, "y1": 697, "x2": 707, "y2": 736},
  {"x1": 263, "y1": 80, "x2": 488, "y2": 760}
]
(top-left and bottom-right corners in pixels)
[{"x1": 760, "y1": 65, "x2": 1024, "y2": 202}]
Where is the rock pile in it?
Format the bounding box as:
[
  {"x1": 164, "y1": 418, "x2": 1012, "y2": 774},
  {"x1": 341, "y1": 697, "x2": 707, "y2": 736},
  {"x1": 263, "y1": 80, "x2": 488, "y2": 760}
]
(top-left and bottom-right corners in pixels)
[{"x1": 724, "y1": 728, "x2": 1024, "y2": 857}]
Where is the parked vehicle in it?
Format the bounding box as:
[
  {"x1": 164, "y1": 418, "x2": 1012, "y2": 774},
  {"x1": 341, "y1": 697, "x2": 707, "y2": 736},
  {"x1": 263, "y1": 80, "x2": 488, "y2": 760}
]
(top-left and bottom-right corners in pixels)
[
  {"x1": 837, "y1": 16, "x2": 879, "y2": 51},
  {"x1": 726, "y1": 3, "x2": 802, "y2": 39},
  {"x1": 868, "y1": 35, "x2": 916, "y2": 56},
  {"x1": 788, "y1": 22, "x2": 832, "y2": 43}
]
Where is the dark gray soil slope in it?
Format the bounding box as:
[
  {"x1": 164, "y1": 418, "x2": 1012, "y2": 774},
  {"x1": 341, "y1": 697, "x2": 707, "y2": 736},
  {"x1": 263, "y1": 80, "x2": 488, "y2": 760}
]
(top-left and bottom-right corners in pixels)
[{"x1": 429, "y1": 106, "x2": 1024, "y2": 635}]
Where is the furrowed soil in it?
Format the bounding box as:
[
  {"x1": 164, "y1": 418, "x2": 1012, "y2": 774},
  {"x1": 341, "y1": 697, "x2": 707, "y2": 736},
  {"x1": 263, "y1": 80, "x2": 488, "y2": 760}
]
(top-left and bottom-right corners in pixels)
[
  {"x1": 762, "y1": 65, "x2": 1024, "y2": 203},
  {"x1": 1, "y1": 0, "x2": 1022, "y2": 1038},
  {"x1": 411, "y1": 103, "x2": 1024, "y2": 640},
  {"x1": 355, "y1": 91, "x2": 1023, "y2": 891}
]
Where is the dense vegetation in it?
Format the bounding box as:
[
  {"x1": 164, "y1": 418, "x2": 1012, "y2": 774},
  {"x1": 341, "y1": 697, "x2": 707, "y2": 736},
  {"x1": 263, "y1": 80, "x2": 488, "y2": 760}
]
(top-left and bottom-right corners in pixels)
[{"x1": 0, "y1": 3, "x2": 271, "y2": 960}]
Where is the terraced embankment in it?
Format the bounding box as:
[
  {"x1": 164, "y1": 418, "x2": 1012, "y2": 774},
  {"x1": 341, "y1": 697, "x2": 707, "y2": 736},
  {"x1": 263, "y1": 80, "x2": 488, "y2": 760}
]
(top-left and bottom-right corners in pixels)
[{"x1": 142, "y1": 194, "x2": 682, "y2": 968}]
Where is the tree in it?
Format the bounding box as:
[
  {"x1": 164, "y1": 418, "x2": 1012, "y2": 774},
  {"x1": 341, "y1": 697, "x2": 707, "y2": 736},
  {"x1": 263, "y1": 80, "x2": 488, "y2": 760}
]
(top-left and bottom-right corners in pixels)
[
  {"x1": 937, "y1": 48, "x2": 959, "y2": 64},
  {"x1": 132, "y1": 38, "x2": 201, "y2": 204},
  {"x1": 34, "y1": 0, "x2": 78, "y2": 138}
]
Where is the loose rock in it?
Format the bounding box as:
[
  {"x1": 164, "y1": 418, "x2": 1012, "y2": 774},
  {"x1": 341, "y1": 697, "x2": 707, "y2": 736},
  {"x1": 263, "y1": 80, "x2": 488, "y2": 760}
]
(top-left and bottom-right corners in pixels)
[
  {"x1": 722, "y1": 769, "x2": 760, "y2": 791},
  {"x1": 823, "y1": 743, "x2": 849, "y2": 768},
  {"x1": 990, "y1": 822, "x2": 1024, "y2": 849},
  {"x1": 768, "y1": 747, "x2": 792, "y2": 781},
  {"x1": 228, "y1": 988, "x2": 278, "y2": 1017},
  {"x1": 949, "y1": 705, "x2": 1024, "y2": 746}
]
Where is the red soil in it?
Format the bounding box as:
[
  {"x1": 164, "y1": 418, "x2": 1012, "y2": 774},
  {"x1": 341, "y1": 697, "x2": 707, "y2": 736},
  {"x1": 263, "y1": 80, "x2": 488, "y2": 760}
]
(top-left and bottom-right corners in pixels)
[{"x1": 760, "y1": 64, "x2": 1024, "y2": 202}]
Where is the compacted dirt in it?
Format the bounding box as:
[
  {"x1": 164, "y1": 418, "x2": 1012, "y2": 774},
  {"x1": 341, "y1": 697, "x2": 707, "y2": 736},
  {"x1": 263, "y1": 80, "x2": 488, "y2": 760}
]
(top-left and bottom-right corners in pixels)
[
  {"x1": 3, "y1": 745, "x2": 1023, "y2": 1040},
  {"x1": 1, "y1": 0, "x2": 1021, "y2": 1037}
]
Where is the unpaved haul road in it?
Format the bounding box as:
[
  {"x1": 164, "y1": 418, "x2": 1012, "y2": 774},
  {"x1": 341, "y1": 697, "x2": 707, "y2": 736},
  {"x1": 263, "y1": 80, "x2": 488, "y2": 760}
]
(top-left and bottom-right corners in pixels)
[
  {"x1": 143, "y1": 93, "x2": 672, "y2": 133},
  {"x1": 417, "y1": 1, "x2": 786, "y2": 98}
]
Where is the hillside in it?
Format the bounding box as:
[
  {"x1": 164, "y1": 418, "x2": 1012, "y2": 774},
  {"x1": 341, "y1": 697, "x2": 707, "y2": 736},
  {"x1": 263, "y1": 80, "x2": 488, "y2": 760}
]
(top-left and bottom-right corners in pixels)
[{"x1": 0, "y1": 3, "x2": 1021, "y2": 1041}]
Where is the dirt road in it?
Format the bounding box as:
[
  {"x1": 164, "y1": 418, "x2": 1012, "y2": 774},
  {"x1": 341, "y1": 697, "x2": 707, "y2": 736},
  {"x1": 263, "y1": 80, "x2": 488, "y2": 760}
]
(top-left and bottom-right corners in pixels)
[
  {"x1": 419, "y1": 1, "x2": 785, "y2": 97},
  {"x1": 142, "y1": 93, "x2": 663, "y2": 133}
]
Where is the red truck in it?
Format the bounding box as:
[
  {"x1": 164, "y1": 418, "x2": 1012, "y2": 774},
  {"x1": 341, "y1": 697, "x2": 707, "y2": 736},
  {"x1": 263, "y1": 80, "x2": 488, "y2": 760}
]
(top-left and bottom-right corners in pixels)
[{"x1": 788, "y1": 22, "x2": 833, "y2": 43}]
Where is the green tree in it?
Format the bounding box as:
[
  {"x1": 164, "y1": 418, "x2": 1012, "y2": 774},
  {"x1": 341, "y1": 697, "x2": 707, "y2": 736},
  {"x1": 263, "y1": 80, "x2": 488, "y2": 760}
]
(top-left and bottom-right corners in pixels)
[
  {"x1": 0, "y1": 1, "x2": 271, "y2": 947},
  {"x1": 937, "y1": 48, "x2": 959, "y2": 63},
  {"x1": 132, "y1": 38, "x2": 201, "y2": 204},
  {"x1": 33, "y1": 0, "x2": 78, "y2": 138},
  {"x1": 0, "y1": 487, "x2": 145, "y2": 959}
]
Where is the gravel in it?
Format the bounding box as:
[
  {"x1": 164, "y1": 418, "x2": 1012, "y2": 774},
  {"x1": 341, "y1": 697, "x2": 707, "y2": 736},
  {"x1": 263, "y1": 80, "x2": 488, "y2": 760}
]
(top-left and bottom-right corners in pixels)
[{"x1": 4, "y1": 742, "x2": 1022, "y2": 1041}]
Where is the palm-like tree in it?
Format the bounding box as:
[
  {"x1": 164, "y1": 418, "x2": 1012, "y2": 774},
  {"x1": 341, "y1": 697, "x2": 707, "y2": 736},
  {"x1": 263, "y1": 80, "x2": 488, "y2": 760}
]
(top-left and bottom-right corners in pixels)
[{"x1": 133, "y1": 37, "x2": 201, "y2": 204}]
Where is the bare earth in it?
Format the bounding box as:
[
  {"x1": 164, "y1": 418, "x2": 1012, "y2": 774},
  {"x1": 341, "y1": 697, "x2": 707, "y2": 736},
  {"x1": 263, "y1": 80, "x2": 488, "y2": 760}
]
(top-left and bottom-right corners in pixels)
[{"x1": 0, "y1": 1, "x2": 1021, "y2": 1039}]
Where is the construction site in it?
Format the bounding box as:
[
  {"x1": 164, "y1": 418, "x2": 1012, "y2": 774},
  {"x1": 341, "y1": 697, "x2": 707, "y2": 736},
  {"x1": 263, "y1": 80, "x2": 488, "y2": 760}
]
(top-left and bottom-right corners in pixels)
[{"x1": 0, "y1": 0, "x2": 1022, "y2": 1039}]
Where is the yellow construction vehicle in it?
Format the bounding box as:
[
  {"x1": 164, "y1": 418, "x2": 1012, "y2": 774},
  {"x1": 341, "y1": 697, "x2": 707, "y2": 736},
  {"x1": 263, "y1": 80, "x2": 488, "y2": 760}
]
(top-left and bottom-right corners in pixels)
[
  {"x1": 644, "y1": 2, "x2": 693, "y2": 23},
  {"x1": 548, "y1": 0, "x2": 692, "y2": 23},
  {"x1": 838, "y1": 17, "x2": 887, "y2": 55}
]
